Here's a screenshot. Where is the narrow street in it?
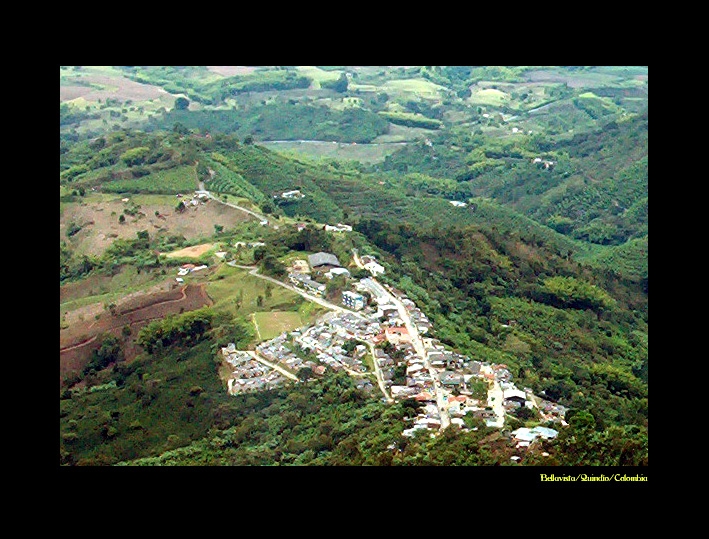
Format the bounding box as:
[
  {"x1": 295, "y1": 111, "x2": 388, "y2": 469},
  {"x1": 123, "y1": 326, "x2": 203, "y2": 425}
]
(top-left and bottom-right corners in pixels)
[
  {"x1": 487, "y1": 379, "x2": 505, "y2": 428},
  {"x1": 368, "y1": 341, "x2": 393, "y2": 403},
  {"x1": 248, "y1": 351, "x2": 299, "y2": 381}
]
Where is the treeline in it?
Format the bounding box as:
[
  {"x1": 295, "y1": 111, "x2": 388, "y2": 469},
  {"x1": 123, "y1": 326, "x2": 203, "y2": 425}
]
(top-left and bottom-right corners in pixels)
[
  {"x1": 60, "y1": 103, "x2": 99, "y2": 127},
  {"x1": 206, "y1": 70, "x2": 311, "y2": 101},
  {"x1": 137, "y1": 308, "x2": 214, "y2": 354},
  {"x1": 378, "y1": 111, "x2": 442, "y2": 129},
  {"x1": 118, "y1": 67, "x2": 313, "y2": 105}
]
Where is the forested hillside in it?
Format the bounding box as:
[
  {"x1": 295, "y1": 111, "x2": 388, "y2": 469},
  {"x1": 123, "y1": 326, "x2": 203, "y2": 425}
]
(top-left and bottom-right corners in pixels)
[{"x1": 374, "y1": 112, "x2": 648, "y2": 247}]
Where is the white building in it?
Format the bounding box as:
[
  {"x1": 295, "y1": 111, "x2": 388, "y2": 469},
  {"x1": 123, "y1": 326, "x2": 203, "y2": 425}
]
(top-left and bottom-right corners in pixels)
[
  {"x1": 325, "y1": 223, "x2": 353, "y2": 232},
  {"x1": 325, "y1": 267, "x2": 351, "y2": 280},
  {"x1": 364, "y1": 260, "x2": 385, "y2": 276}
]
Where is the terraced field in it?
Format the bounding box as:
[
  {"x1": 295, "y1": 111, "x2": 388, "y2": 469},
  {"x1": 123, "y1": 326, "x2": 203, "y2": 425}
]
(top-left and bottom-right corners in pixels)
[{"x1": 60, "y1": 282, "x2": 213, "y2": 383}]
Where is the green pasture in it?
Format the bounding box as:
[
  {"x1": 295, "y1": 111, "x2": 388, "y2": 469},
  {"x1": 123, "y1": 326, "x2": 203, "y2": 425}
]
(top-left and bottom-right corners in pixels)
[
  {"x1": 60, "y1": 266, "x2": 171, "y2": 317},
  {"x1": 261, "y1": 140, "x2": 407, "y2": 164},
  {"x1": 100, "y1": 165, "x2": 197, "y2": 194},
  {"x1": 295, "y1": 66, "x2": 342, "y2": 88},
  {"x1": 206, "y1": 264, "x2": 328, "y2": 336},
  {"x1": 382, "y1": 78, "x2": 447, "y2": 99},
  {"x1": 252, "y1": 311, "x2": 304, "y2": 340},
  {"x1": 205, "y1": 265, "x2": 302, "y2": 316},
  {"x1": 467, "y1": 87, "x2": 510, "y2": 106}
]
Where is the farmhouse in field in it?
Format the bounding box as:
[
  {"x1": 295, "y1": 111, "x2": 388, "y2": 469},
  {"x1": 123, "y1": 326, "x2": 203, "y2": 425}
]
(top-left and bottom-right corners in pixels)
[
  {"x1": 281, "y1": 190, "x2": 304, "y2": 199},
  {"x1": 324, "y1": 223, "x2": 353, "y2": 233}
]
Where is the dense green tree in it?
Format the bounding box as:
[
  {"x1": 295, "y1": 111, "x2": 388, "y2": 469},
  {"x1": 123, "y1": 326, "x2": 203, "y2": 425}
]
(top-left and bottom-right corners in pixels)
[{"x1": 174, "y1": 97, "x2": 190, "y2": 110}]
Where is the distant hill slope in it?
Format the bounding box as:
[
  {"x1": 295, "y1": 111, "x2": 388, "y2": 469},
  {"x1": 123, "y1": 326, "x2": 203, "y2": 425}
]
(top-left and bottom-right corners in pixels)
[
  {"x1": 374, "y1": 111, "x2": 647, "y2": 247},
  {"x1": 60, "y1": 125, "x2": 645, "y2": 280}
]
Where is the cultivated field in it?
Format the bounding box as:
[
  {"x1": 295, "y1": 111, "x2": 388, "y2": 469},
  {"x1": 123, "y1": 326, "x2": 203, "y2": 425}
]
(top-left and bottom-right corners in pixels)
[{"x1": 60, "y1": 282, "x2": 213, "y2": 384}]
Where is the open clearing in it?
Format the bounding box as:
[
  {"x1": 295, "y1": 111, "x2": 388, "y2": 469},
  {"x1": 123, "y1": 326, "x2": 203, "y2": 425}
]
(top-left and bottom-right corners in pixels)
[
  {"x1": 60, "y1": 194, "x2": 255, "y2": 257},
  {"x1": 162, "y1": 243, "x2": 216, "y2": 258},
  {"x1": 468, "y1": 87, "x2": 510, "y2": 106},
  {"x1": 252, "y1": 311, "x2": 304, "y2": 341},
  {"x1": 382, "y1": 78, "x2": 447, "y2": 100},
  {"x1": 206, "y1": 265, "x2": 302, "y2": 315},
  {"x1": 262, "y1": 140, "x2": 407, "y2": 164},
  {"x1": 59, "y1": 73, "x2": 169, "y2": 103}
]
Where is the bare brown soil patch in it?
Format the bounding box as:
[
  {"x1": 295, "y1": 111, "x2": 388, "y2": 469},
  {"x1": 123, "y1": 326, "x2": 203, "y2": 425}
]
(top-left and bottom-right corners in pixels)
[
  {"x1": 61, "y1": 196, "x2": 253, "y2": 257},
  {"x1": 60, "y1": 74, "x2": 168, "y2": 102},
  {"x1": 60, "y1": 283, "x2": 213, "y2": 384},
  {"x1": 162, "y1": 243, "x2": 215, "y2": 258},
  {"x1": 60, "y1": 85, "x2": 94, "y2": 101}
]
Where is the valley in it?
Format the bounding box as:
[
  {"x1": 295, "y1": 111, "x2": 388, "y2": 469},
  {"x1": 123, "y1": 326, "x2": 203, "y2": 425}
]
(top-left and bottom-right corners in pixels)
[{"x1": 59, "y1": 65, "x2": 648, "y2": 470}]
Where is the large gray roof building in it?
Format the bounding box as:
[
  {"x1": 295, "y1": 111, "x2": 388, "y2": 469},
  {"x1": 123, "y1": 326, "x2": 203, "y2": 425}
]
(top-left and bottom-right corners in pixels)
[{"x1": 308, "y1": 252, "x2": 341, "y2": 269}]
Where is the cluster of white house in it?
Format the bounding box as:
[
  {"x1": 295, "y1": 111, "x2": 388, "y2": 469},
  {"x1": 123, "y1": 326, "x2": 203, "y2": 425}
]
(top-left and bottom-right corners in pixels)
[
  {"x1": 287, "y1": 252, "x2": 386, "y2": 300},
  {"x1": 175, "y1": 263, "x2": 209, "y2": 283}
]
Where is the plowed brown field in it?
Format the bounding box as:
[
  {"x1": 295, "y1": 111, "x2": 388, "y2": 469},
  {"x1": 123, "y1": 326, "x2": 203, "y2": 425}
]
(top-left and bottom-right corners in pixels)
[{"x1": 59, "y1": 283, "x2": 212, "y2": 384}]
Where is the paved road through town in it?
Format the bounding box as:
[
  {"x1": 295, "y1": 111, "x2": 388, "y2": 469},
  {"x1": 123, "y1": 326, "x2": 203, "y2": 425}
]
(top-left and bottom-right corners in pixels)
[{"x1": 352, "y1": 250, "x2": 450, "y2": 429}]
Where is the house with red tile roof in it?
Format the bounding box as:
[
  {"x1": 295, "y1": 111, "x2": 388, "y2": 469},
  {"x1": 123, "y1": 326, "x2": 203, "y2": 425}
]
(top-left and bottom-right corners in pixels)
[{"x1": 385, "y1": 326, "x2": 410, "y2": 345}]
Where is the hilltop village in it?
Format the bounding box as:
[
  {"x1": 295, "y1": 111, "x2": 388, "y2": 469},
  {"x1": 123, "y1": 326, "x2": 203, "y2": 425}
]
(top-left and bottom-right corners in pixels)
[{"x1": 209, "y1": 217, "x2": 567, "y2": 450}]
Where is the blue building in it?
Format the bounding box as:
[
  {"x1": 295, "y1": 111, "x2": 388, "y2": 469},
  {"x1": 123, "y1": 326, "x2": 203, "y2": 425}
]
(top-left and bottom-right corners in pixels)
[{"x1": 342, "y1": 291, "x2": 366, "y2": 310}]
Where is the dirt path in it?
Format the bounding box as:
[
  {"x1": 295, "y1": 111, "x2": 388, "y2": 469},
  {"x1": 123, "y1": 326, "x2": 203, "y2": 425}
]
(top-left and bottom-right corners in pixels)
[
  {"x1": 251, "y1": 313, "x2": 262, "y2": 341},
  {"x1": 199, "y1": 182, "x2": 270, "y2": 224}
]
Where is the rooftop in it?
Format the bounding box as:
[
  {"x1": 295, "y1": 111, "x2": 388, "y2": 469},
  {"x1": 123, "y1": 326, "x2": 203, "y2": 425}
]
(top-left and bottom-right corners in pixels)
[{"x1": 308, "y1": 252, "x2": 341, "y2": 268}]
